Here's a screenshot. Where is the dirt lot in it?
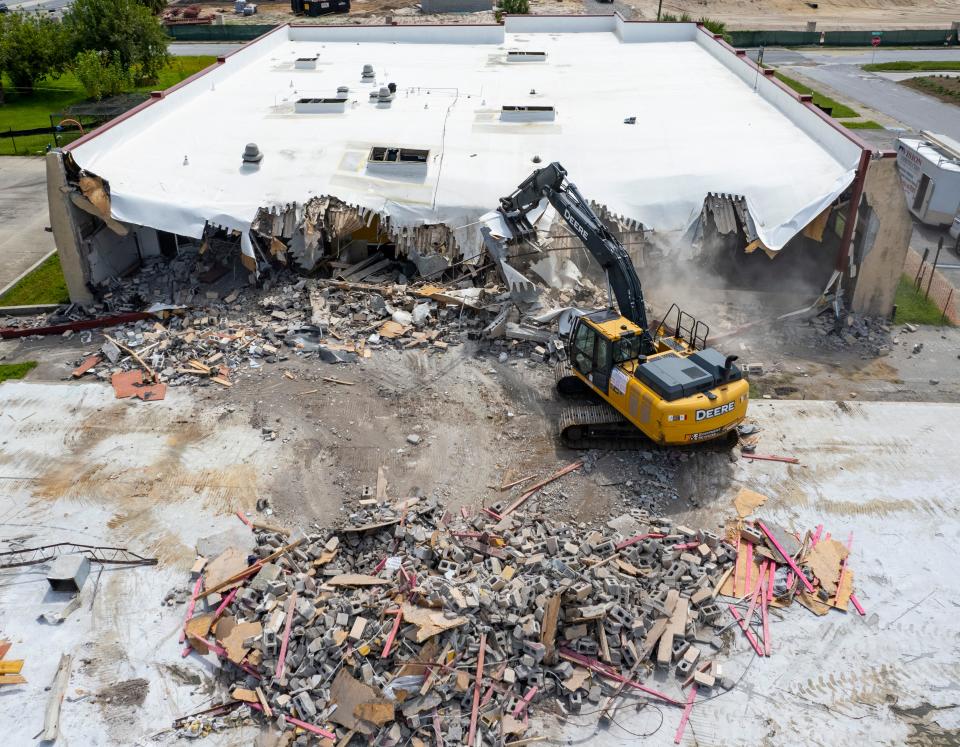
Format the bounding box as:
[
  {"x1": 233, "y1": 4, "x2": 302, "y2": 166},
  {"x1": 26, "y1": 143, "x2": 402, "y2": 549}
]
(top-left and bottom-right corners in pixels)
[{"x1": 184, "y1": 0, "x2": 960, "y2": 30}]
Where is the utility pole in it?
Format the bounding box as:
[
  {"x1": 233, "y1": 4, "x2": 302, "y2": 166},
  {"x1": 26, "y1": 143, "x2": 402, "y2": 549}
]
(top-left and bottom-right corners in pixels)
[{"x1": 657, "y1": 0, "x2": 663, "y2": 21}]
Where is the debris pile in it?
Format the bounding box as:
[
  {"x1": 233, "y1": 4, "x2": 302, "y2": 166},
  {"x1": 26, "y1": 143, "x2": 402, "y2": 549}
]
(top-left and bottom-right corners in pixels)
[{"x1": 172, "y1": 482, "x2": 865, "y2": 745}]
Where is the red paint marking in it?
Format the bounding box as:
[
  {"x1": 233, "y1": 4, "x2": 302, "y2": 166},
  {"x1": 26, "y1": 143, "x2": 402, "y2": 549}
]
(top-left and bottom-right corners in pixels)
[
  {"x1": 760, "y1": 575, "x2": 772, "y2": 657},
  {"x1": 249, "y1": 702, "x2": 336, "y2": 739},
  {"x1": 381, "y1": 609, "x2": 403, "y2": 659},
  {"x1": 757, "y1": 521, "x2": 814, "y2": 593},
  {"x1": 558, "y1": 648, "x2": 682, "y2": 706},
  {"x1": 275, "y1": 591, "x2": 298, "y2": 680},
  {"x1": 728, "y1": 604, "x2": 764, "y2": 657},
  {"x1": 180, "y1": 574, "x2": 203, "y2": 644},
  {"x1": 674, "y1": 684, "x2": 698, "y2": 744},
  {"x1": 213, "y1": 587, "x2": 239, "y2": 622},
  {"x1": 511, "y1": 686, "x2": 537, "y2": 718},
  {"x1": 468, "y1": 632, "x2": 487, "y2": 746},
  {"x1": 849, "y1": 593, "x2": 866, "y2": 616}
]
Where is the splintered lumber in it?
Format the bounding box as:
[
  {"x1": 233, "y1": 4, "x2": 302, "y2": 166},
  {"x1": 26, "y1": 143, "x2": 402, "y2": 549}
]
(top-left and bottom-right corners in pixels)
[
  {"x1": 834, "y1": 532, "x2": 854, "y2": 606},
  {"x1": 104, "y1": 334, "x2": 156, "y2": 381},
  {"x1": 0, "y1": 675, "x2": 27, "y2": 685},
  {"x1": 467, "y1": 632, "x2": 487, "y2": 747},
  {"x1": 499, "y1": 472, "x2": 537, "y2": 492},
  {"x1": 197, "y1": 537, "x2": 303, "y2": 599},
  {"x1": 0, "y1": 661, "x2": 23, "y2": 674},
  {"x1": 673, "y1": 684, "x2": 698, "y2": 744},
  {"x1": 502, "y1": 460, "x2": 583, "y2": 516},
  {"x1": 757, "y1": 521, "x2": 815, "y2": 593},
  {"x1": 743, "y1": 453, "x2": 800, "y2": 464},
  {"x1": 42, "y1": 654, "x2": 72, "y2": 742}
]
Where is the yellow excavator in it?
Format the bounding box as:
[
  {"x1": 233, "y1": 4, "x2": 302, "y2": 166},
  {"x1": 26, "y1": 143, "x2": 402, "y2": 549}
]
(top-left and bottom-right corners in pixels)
[{"x1": 493, "y1": 162, "x2": 749, "y2": 448}]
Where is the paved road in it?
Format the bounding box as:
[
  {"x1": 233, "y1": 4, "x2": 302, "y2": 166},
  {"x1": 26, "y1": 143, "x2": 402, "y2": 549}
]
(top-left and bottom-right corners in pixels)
[
  {"x1": 0, "y1": 157, "x2": 56, "y2": 296},
  {"x1": 746, "y1": 47, "x2": 960, "y2": 141}
]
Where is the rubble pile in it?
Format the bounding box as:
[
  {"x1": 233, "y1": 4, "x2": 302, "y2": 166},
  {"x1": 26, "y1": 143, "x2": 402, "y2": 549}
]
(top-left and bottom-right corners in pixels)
[
  {"x1": 806, "y1": 307, "x2": 893, "y2": 356},
  {"x1": 172, "y1": 479, "x2": 865, "y2": 745}
]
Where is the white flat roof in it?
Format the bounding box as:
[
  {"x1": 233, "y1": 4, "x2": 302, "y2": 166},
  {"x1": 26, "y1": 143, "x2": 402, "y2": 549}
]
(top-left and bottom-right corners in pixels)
[{"x1": 68, "y1": 16, "x2": 864, "y2": 256}]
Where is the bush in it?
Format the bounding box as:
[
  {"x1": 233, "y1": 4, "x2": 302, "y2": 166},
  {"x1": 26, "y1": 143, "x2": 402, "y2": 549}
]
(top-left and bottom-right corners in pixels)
[
  {"x1": 0, "y1": 12, "x2": 69, "y2": 94},
  {"x1": 660, "y1": 11, "x2": 693, "y2": 22},
  {"x1": 72, "y1": 50, "x2": 134, "y2": 100},
  {"x1": 498, "y1": 0, "x2": 529, "y2": 15}
]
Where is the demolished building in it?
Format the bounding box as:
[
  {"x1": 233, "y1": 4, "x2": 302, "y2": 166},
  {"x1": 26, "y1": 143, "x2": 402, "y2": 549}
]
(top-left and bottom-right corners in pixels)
[{"x1": 47, "y1": 15, "x2": 911, "y2": 316}]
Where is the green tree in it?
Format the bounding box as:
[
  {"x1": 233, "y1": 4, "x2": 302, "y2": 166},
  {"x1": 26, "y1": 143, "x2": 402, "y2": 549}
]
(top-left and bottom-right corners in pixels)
[
  {"x1": 0, "y1": 12, "x2": 69, "y2": 95},
  {"x1": 137, "y1": 0, "x2": 170, "y2": 14},
  {"x1": 64, "y1": 0, "x2": 170, "y2": 84},
  {"x1": 72, "y1": 50, "x2": 134, "y2": 100}
]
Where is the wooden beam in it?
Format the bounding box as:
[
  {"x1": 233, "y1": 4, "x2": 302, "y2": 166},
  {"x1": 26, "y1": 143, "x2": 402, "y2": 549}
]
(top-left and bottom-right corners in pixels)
[
  {"x1": 501, "y1": 461, "x2": 583, "y2": 516},
  {"x1": 42, "y1": 654, "x2": 72, "y2": 742}
]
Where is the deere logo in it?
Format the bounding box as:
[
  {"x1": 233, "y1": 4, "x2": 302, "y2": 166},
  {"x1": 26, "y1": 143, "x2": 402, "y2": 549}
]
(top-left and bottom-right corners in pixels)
[
  {"x1": 696, "y1": 402, "x2": 735, "y2": 421},
  {"x1": 563, "y1": 209, "x2": 589, "y2": 242}
]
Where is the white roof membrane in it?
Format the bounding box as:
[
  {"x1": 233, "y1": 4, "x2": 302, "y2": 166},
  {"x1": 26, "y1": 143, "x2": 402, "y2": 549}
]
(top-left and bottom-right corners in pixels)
[{"x1": 68, "y1": 17, "x2": 863, "y2": 255}]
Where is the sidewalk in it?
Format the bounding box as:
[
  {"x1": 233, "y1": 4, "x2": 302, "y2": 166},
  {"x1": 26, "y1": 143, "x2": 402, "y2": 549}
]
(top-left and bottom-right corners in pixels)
[{"x1": 0, "y1": 156, "x2": 56, "y2": 294}]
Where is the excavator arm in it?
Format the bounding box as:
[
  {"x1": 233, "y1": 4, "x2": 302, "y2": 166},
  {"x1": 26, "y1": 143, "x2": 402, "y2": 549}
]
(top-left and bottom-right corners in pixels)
[{"x1": 498, "y1": 162, "x2": 651, "y2": 345}]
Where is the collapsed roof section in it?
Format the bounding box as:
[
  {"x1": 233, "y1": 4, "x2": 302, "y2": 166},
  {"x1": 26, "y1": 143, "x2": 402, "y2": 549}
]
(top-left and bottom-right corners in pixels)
[{"x1": 58, "y1": 15, "x2": 865, "y2": 295}]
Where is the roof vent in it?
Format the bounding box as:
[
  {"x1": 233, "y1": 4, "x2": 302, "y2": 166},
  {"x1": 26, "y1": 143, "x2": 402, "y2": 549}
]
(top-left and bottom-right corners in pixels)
[
  {"x1": 295, "y1": 56, "x2": 318, "y2": 70},
  {"x1": 295, "y1": 97, "x2": 348, "y2": 113},
  {"x1": 242, "y1": 143, "x2": 263, "y2": 164},
  {"x1": 367, "y1": 147, "x2": 430, "y2": 176},
  {"x1": 501, "y1": 105, "x2": 556, "y2": 123},
  {"x1": 337, "y1": 85, "x2": 350, "y2": 97},
  {"x1": 507, "y1": 50, "x2": 547, "y2": 62},
  {"x1": 362, "y1": 64, "x2": 375, "y2": 80}
]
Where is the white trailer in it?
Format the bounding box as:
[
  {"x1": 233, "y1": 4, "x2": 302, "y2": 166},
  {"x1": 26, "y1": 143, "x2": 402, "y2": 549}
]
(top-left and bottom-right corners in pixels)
[{"x1": 896, "y1": 131, "x2": 960, "y2": 228}]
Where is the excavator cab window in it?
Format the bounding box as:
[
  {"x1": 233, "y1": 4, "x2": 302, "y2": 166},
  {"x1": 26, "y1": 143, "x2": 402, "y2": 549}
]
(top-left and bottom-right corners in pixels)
[
  {"x1": 573, "y1": 322, "x2": 597, "y2": 376},
  {"x1": 613, "y1": 334, "x2": 642, "y2": 364},
  {"x1": 572, "y1": 321, "x2": 612, "y2": 392}
]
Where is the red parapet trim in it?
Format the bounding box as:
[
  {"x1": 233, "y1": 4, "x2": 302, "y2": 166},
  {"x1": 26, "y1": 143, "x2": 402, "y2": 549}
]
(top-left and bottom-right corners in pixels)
[{"x1": 64, "y1": 23, "x2": 291, "y2": 153}]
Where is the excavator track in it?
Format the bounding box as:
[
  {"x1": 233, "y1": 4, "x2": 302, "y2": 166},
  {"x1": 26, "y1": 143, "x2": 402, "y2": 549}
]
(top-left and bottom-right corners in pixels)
[
  {"x1": 559, "y1": 403, "x2": 654, "y2": 450},
  {"x1": 555, "y1": 363, "x2": 739, "y2": 451}
]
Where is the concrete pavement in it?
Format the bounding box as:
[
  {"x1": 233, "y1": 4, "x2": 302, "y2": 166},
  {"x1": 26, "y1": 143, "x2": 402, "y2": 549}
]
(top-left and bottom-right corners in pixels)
[{"x1": 0, "y1": 157, "x2": 56, "y2": 296}]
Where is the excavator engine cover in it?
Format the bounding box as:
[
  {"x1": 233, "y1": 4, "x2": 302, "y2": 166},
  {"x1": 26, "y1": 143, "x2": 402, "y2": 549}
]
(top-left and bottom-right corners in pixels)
[{"x1": 634, "y1": 349, "x2": 740, "y2": 401}]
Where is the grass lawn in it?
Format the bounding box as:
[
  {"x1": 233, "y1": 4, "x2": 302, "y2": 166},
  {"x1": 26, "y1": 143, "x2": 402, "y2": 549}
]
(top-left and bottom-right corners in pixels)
[
  {"x1": 843, "y1": 120, "x2": 884, "y2": 130},
  {"x1": 0, "y1": 56, "x2": 216, "y2": 156},
  {"x1": 774, "y1": 71, "x2": 860, "y2": 119},
  {"x1": 894, "y1": 275, "x2": 952, "y2": 326},
  {"x1": 863, "y1": 61, "x2": 960, "y2": 73},
  {"x1": 0, "y1": 253, "x2": 70, "y2": 306},
  {"x1": 902, "y1": 75, "x2": 960, "y2": 107},
  {"x1": 0, "y1": 361, "x2": 38, "y2": 383}
]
